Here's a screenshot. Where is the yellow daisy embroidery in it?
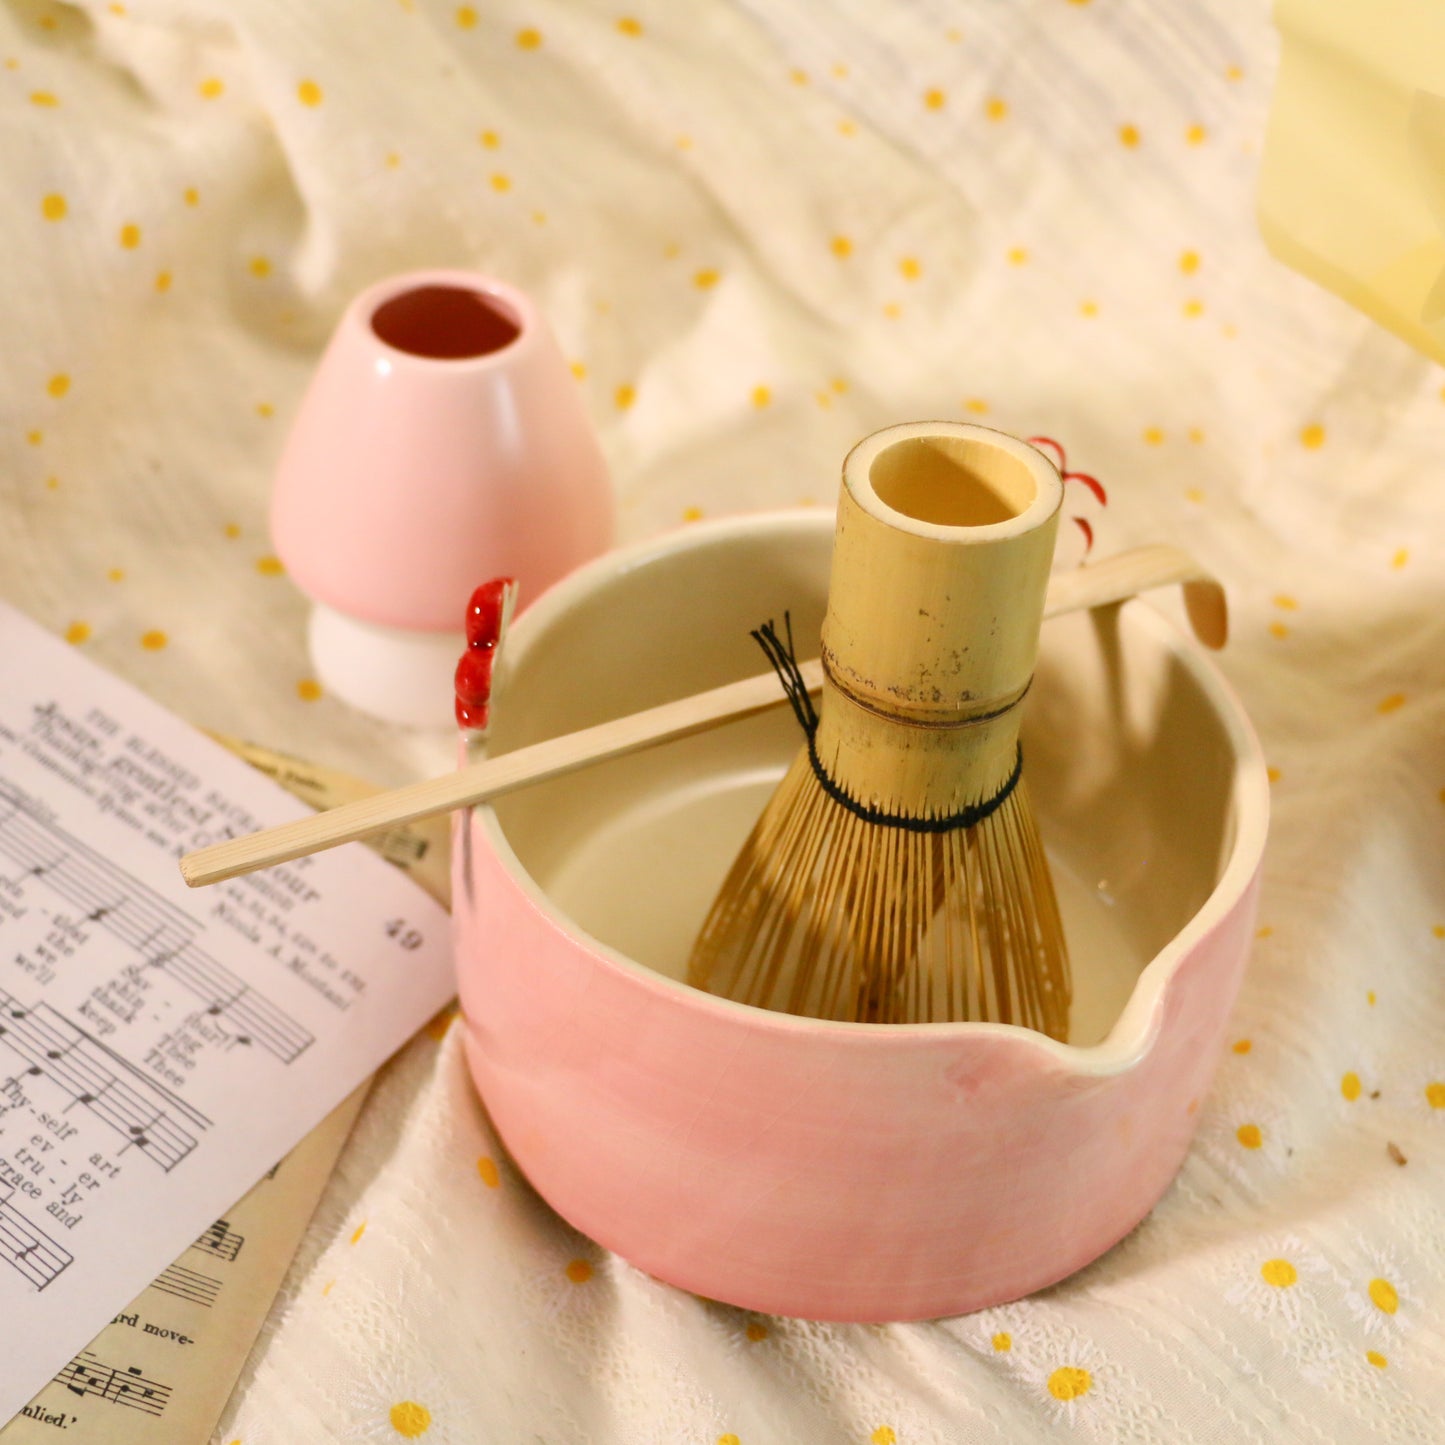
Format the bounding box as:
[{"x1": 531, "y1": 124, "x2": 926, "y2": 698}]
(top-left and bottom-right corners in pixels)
[
  {"x1": 1048, "y1": 1366, "x2": 1092, "y2": 1401},
  {"x1": 389, "y1": 1400, "x2": 431, "y2": 1437}
]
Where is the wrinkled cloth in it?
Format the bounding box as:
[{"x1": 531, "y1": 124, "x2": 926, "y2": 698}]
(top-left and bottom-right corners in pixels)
[{"x1": 2, "y1": 1, "x2": 1443, "y2": 1441}]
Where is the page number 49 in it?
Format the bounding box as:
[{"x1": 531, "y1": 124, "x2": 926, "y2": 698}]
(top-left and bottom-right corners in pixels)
[{"x1": 385, "y1": 918, "x2": 424, "y2": 951}]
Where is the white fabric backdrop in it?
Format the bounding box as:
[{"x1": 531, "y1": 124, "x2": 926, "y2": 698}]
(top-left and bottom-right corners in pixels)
[{"x1": 2, "y1": 1, "x2": 1443, "y2": 1441}]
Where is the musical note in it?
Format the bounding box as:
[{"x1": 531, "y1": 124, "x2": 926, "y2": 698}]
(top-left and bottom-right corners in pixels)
[
  {"x1": 0, "y1": 785, "x2": 313, "y2": 1062},
  {"x1": 55, "y1": 1351, "x2": 170, "y2": 1416},
  {"x1": 0, "y1": 987, "x2": 208, "y2": 1170},
  {"x1": 191, "y1": 1217, "x2": 244, "y2": 1264},
  {"x1": 59, "y1": 1353, "x2": 110, "y2": 1400},
  {"x1": 0, "y1": 1187, "x2": 73, "y2": 1289}
]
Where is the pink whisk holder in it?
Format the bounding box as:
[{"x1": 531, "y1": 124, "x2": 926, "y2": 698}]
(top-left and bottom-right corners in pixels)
[{"x1": 271, "y1": 270, "x2": 614, "y2": 727}]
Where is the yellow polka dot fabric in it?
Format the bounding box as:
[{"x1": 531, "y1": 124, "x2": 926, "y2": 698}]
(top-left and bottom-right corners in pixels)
[{"x1": 5, "y1": 4, "x2": 1442, "y2": 1443}]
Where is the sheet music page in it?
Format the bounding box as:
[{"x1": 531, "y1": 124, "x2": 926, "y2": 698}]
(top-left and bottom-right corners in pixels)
[
  {"x1": 1, "y1": 740, "x2": 452, "y2": 1443},
  {"x1": 0, "y1": 603, "x2": 456, "y2": 1427},
  {"x1": 1, "y1": 1083, "x2": 370, "y2": 1443}
]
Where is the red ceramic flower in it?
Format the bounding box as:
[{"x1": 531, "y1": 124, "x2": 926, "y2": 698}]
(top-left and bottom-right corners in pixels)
[
  {"x1": 1027, "y1": 436, "x2": 1108, "y2": 558},
  {"x1": 455, "y1": 577, "x2": 518, "y2": 731}
]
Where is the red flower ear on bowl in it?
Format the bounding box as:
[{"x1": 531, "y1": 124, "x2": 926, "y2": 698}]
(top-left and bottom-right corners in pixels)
[
  {"x1": 456, "y1": 578, "x2": 518, "y2": 733},
  {"x1": 1028, "y1": 435, "x2": 1109, "y2": 566}
]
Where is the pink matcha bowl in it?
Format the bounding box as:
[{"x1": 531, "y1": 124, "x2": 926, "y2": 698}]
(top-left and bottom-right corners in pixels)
[{"x1": 452, "y1": 511, "x2": 1269, "y2": 1323}]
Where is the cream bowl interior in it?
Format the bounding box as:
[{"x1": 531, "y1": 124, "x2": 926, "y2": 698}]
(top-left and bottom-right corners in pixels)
[{"x1": 486, "y1": 512, "x2": 1247, "y2": 1051}]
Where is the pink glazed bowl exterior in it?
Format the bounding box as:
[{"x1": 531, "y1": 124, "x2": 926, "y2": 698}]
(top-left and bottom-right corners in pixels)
[
  {"x1": 452, "y1": 513, "x2": 1269, "y2": 1323},
  {"x1": 271, "y1": 270, "x2": 613, "y2": 633}
]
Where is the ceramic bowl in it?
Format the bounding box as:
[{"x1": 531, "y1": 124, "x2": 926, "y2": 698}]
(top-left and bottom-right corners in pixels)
[{"x1": 452, "y1": 511, "x2": 1268, "y2": 1322}]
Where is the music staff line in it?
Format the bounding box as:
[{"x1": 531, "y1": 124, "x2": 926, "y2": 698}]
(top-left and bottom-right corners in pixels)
[
  {"x1": 152, "y1": 1260, "x2": 221, "y2": 1308},
  {"x1": 0, "y1": 1185, "x2": 72, "y2": 1291},
  {"x1": 0, "y1": 989, "x2": 206, "y2": 1171},
  {"x1": 0, "y1": 785, "x2": 313, "y2": 1063}
]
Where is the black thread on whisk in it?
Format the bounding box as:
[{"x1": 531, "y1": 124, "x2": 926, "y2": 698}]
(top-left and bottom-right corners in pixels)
[
  {"x1": 751, "y1": 614, "x2": 819, "y2": 736},
  {"x1": 752, "y1": 616, "x2": 1024, "y2": 835}
]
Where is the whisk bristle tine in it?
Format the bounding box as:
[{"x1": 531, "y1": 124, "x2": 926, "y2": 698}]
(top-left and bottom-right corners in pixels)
[{"x1": 688, "y1": 758, "x2": 1071, "y2": 1038}]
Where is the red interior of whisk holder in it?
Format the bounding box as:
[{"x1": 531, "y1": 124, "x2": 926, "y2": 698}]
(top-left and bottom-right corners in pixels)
[{"x1": 370, "y1": 284, "x2": 523, "y2": 359}]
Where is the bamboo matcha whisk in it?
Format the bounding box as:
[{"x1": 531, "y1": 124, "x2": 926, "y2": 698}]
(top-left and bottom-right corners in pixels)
[{"x1": 688, "y1": 421, "x2": 1071, "y2": 1036}]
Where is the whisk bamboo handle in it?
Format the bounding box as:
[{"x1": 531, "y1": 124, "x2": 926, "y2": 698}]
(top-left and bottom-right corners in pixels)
[
  {"x1": 818, "y1": 427, "x2": 1067, "y2": 814},
  {"x1": 823, "y1": 429, "x2": 1063, "y2": 727},
  {"x1": 179, "y1": 546, "x2": 1225, "y2": 888}
]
